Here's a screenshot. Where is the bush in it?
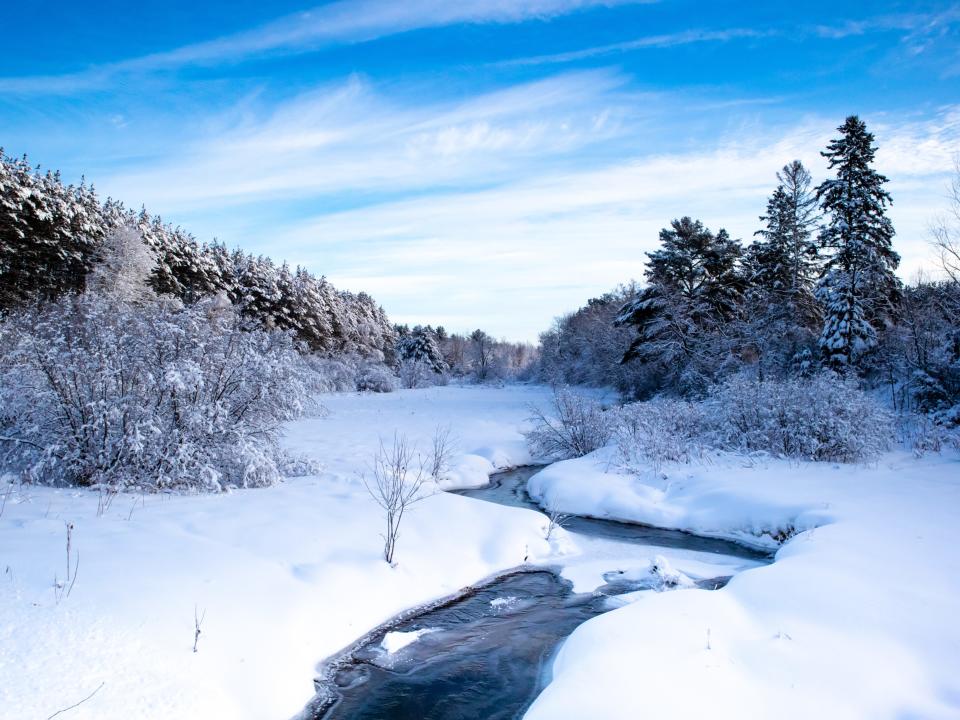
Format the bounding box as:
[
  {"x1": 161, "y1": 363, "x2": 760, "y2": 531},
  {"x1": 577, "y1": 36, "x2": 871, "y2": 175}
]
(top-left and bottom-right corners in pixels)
[
  {"x1": 611, "y1": 373, "x2": 893, "y2": 467},
  {"x1": 305, "y1": 355, "x2": 362, "y2": 393},
  {"x1": 398, "y1": 358, "x2": 447, "y2": 389},
  {"x1": 899, "y1": 412, "x2": 960, "y2": 457},
  {"x1": 614, "y1": 399, "x2": 705, "y2": 472},
  {"x1": 707, "y1": 373, "x2": 893, "y2": 462},
  {"x1": 0, "y1": 293, "x2": 319, "y2": 491},
  {"x1": 524, "y1": 388, "x2": 613, "y2": 460},
  {"x1": 355, "y1": 361, "x2": 398, "y2": 393}
]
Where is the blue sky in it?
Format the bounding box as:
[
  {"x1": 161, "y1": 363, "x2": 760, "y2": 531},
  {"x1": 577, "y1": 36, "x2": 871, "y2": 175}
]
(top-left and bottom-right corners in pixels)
[{"x1": 2, "y1": 0, "x2": 959, "y2": 340}]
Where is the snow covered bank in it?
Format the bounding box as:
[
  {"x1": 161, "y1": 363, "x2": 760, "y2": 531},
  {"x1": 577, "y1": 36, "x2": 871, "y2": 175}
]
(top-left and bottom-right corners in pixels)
[
  {"x1": 0, "y1": 385, "x2": 552, "y2": 720},
  {"x1": 525, "y1": 448, "x2": 960, "y2": 719}
]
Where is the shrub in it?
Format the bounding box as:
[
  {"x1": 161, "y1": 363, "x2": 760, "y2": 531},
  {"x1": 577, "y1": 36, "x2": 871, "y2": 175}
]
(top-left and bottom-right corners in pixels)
[
  {"x1": 707, "y1": 373, "x2": 893, "y2": 462},
  {"x1": 398, "y1": 358, "x2": 446, "y2": 389},
  {"x1": 355, "y1": 361, "x2": 398, "y2": 393},
  {"x1": 524, "y1": 388, "x2": 613, "y2": 460},
  {"x1": 611, "y1": 373, "x2": 893, "y2": 467},
  {"x1": 0, "y1": 293, "x2": 318, "y2": 491},
  {"x1": 614, "y1": 399, "x2": 705, "y2": 472}
]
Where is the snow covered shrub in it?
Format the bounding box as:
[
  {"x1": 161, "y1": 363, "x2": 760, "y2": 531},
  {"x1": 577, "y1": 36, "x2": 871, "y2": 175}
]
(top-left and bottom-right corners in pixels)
[
  {"x1": 525, "y1": 388, "x2": 613, "y2": 460},
  {"x1": 355, "y1": 361, "x2": 398, "y2": 393},
  {"x1": 614, "y1": 399, "x2": 706, "y2": 472},
  {"x1": 899, "y1": 413, "x2": 960, "y2": 457},
  {"x1": 707, "y1": 373, "x2": 893, "y2": 462},
  {"x1": 398, "y1": 358, "x2": 442, "y2": 389},
  {"x1": 304, "y1": 355, "x2": 360, "y2": 393},
  {"x1": 0, "y1": 293, "x2": 318, "y2": 491}
]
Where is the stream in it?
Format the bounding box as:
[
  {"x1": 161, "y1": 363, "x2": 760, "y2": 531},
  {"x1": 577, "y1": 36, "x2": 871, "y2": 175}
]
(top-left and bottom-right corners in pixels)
[{"x1": 307, "y1": 466, "x2": 771, "y2": 720}]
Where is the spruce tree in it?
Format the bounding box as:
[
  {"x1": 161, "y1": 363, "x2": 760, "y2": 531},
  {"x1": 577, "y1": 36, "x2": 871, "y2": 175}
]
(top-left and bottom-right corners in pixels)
[
  {"x1": 742, "y1": 160, "x2": 821, "y2": 376},
  {"x1": 396, "y1": 326, "x2": 448, "y2": 375},
  {"x1": 815, "y1": 116, "x2": 900, "y2": 368}
]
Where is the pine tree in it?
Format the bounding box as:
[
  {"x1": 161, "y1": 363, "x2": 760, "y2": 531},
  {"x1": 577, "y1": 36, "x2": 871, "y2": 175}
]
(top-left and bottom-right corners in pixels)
[
  {"x1": 396, "y1": 326, "x2": 448, "y2": 375},
  {"x1": 0, "y1": 152, "x2": 104, "y2": 306},
  {"x1": 616, "y1": 217, "x2": 743, "y2": 394},
  {"x1": 815, "y1": 116, "x2": 900, "y2": 368},
  {"x1": 742, "y1": 160, "x2": 821, "y2": 376}
]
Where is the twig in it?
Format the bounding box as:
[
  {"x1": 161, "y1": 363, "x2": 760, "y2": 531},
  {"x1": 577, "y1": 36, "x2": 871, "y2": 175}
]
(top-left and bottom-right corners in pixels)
[
  {"x1": 46, "y1": 682, "x2": 105, "y2": 719},
  {"x1": 65, "y1": 552, "x2": 80, "y2": 599},
  {"x1": 65, "y1": 522, "x2": 74, "y2": 582},
  {"x1": 0, "y1": 435, "x2": 44, "y2": 450},
  {"x1": 0, "y1": 484, "x2": 11, "y2": 519},
  {"x1": 193, "y1": 605, "x2": 206, "y2": 653}
]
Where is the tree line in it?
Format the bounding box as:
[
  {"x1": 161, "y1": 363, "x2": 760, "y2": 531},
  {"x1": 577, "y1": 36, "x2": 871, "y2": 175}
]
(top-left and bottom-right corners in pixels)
[
  {"x1": 539, "y1": 116, "x2": 960, "y2": 426},
  {"x1": 0, "y1": 150, "x2": 395, "y2": 361}
]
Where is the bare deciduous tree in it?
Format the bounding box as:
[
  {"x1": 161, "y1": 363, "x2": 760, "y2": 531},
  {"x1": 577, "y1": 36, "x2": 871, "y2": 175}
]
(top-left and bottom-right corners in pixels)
[
  {"x1": 362, "y1": 434, "x2": 429, "y2": 565},
  {"x1": 931, "y1": 157, "x2": 960, "y2": 287},
  {"x1": 427, "y1": 425, "x2": 454, "y2": 481}
]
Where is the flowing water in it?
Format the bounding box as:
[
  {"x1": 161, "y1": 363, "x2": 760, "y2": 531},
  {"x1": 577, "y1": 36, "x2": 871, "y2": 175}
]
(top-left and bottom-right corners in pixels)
[{"x1": 307, "y1": 466, "x2": 771, "y2": 720}]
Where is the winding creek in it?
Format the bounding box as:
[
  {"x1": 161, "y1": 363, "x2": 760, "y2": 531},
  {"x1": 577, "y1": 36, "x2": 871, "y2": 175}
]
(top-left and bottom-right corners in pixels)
[{"x1": 306, "y1": 466, "x2": 772, "y2": 720}]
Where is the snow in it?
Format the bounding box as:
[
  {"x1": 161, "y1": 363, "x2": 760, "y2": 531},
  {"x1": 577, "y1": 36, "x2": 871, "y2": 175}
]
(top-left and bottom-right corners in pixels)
[
  {"x1": 524, "y1": 447, "x2": 960, "y2": 719},
  {"x1": 0, "y1": 385, "x2": 552, "y2": 720},
  {"x1": 380, "y1": 628, "x2": 437, "y2": 654},
  {"x1": 528, "y1": 447, "x2": 827, "y2": 549},
  {"x1": 4, "y1": 383, "x2": 959, "y2": 719}
]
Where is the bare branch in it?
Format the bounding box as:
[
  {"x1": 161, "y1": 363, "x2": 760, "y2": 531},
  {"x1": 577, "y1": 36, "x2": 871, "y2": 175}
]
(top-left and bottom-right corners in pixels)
[
  {"x1": 544, "y1": 505, "x2": 571, "y2": 541},
  {"x1": 46, "y1": 682, "x2": 105, "y2": 720}
]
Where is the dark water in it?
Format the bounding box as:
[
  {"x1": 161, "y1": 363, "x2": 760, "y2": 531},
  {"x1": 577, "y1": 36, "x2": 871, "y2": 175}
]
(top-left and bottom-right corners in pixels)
[
  {"x1": 317, "y1": 571, "x2": 606, "y2": 720},
  {"x1": 454, "y1": 466, "x2": 770, "y2": 561},
  {"x1": 309, "y1": 466, "x2": 770, "y2": 720}
]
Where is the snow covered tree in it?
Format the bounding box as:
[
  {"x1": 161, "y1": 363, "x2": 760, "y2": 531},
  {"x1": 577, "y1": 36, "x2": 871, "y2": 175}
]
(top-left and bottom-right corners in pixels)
[
  {"x1": 88, "y1": 223, "x2": 157, "y2": 302},
  {"x1": 0, "y1": 152, "x2": 104, "y2": 307},
  {"x1": 815, "y1": 116, "x2": 900, "y2": 368},
  {"x1": 396, "y1": 326, "x2": 448, "y2": 380},
  {"x1": 741, "y1": 160, "x2": 822, "y2": 377},
  {"x1": 537, "y1": 284, "x2": 642, "y2": 392},
  {"x1": 616, "y1": 217, "x2": 743, "y2": 395}
]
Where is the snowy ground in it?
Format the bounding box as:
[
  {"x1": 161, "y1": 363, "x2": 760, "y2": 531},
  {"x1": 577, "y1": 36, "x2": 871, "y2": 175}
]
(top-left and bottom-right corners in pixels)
[
  {"x1": 525, "y1": 447, "x2": 960, "y2": 719},
  {"x1": 4, "y1": 384, "x2": 958, "y2": 719},
  {"x1": 0, "y1": 386, "x2": 557, "y2": 720}
]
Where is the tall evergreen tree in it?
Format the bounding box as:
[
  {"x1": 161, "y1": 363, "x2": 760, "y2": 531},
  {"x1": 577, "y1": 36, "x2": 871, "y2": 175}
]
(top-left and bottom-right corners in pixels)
[
  {"x1": 815, "y1": 116, "x2": 900, "y2": 367},
  {"x1": 742, "y1": 160, "x2": 821, "y2": 375}
]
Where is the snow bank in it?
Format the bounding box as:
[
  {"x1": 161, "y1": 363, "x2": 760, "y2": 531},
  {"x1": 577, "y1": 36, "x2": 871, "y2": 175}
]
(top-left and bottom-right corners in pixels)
[
  {"x1": 525, "y1": 449, "x2": 960, "y2": 719},
  {"x1": 528, "y1": 447, "x2": 826, "y2": 548},
  {"x1": 0, "y1": 385, "x2": 552, "y2": 720}
]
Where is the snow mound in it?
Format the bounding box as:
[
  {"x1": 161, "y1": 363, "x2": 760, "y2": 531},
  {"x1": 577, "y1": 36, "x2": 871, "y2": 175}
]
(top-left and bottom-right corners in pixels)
[{"x1": 380, "y1": 628, "x2": 438, "y2": 654}]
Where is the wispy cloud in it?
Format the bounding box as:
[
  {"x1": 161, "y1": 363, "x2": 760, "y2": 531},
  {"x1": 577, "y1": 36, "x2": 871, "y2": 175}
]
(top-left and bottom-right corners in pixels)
[
  {"x1": 494, "y1": 8, "x2": 960, "y2": 69},
  {"x1": 0, "y1": 0, "x2": 652, "y2": 94},
  {"x1": 497, "y1": 27, "x2": 772, "y2": 67},
  {"x1": 812, "y1": 8, "x2": 960, "y2": 40},
  {"x1": 95, "y1": 70, "x2": 640, "y2": 212}
]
